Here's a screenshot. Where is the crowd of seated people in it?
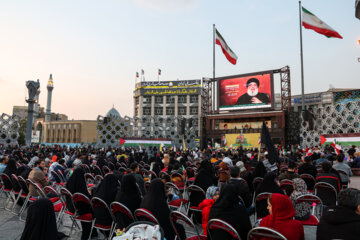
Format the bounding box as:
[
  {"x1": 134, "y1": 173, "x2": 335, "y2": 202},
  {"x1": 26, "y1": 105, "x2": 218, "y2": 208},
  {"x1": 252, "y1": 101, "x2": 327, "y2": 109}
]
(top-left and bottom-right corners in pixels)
[{"x1": 0, "y1": 143, "x2": 358, "y2": 240}]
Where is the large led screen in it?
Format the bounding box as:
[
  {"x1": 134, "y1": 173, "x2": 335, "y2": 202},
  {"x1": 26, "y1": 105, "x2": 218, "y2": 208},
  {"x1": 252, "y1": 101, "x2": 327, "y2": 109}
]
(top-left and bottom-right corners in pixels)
[{"x1": 218, "y1": 72, "x2": 273, "y2": 111}]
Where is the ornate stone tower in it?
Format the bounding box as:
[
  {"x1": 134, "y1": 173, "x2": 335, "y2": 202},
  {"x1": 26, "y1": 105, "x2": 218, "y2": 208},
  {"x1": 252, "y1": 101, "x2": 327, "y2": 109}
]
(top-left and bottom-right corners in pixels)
[{"x1": 45, "y1": 74, "x2": 54, "y2": 122}]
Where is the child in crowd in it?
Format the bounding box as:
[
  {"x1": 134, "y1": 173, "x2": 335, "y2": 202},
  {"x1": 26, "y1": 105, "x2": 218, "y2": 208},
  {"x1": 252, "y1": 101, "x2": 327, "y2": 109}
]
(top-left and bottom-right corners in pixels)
[{"x1": 198, "y1": 186, "x2": 219, "y2": 236}]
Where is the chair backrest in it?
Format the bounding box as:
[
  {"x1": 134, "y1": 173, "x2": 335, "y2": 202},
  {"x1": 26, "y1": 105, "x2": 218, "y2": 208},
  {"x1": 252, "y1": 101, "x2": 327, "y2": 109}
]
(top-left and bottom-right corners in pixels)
[
  {"x1": 72, "y1": 192, "x2": 93, "y2": 213},
  {"x1": 295, "y1": 194, "x2": 322, "y2": 205},
  {"x1": 187, "y1": 184, "x2": 206, "y2": 206},
  {"x1": 91, "y1": 197, "x2": 115, "y2": 224},
  {"x1": 27, "y1": 179, "x2": 46, "y2": 198},
  {"x1": 149, "y1": 170, "x2": 157, "y2": 180},
  {"x1": 60, "y1": 188, "x2": 76, "y2": 214},
  {"x1": 0, "y1": 173, "x2": 13, "y2": 190},
  {"x1": 57, "y1": 170, "x2": 66, "y2": 182},
  {"x1": 300, "y1": 174, "x2": 316, "y2": 190},
  {"x1": 110, "y1": 202, "x2": 135, "y2": 228},
  {"x1": 17, "y1": 176, "x2": 29, "y2": 194},
  {"x1": 102, "y1": 166, "x2": 111, "y2": 175},
  {"x1": 170, "y1": 211, "x2": 201, "y2": 240},
  {"x1": 50, "y1": 170, "x2": 61, "y2": 183},
  {"x1": 280, "y1": 179, "x2": 294, "y2": 196},
  {"x1": 44, "y1": 185, "x2": 59, "y2": 197},
  {"x1": 134, "y1": 208, "x2": 159, "y2": 224},
  {"x1": 314, "y1": 182, "x2": 338, "y2": 205},
  {"x1": 247, "y1": 227, "x2": 287, "y2": 240},
  {"x1": 159, "y1": 171, "x2": 169, "y2": 179},
  {"x1": 94, "y1": 175, "x2": 103, "y2": 185},
  {"x1": 253, "y1": 177, "x2": 264, "y2": 190},
  {"x1": 207, "y1": 219, "x2": 241, "y2": 240},
  {"x1": 118, "y1": 167, "x2": 127, "y2": 173},
  {"x1": 254, "y1": 192, "x2": 272, "y2": 219},
  {"x1": 93, "y1": 165, "x2": 103, "y2": 176},
  {"x1": 11, "y1": 174, "x2": 22, "y2": 192},
  {"x1": 84, "y1": 173, "x2": 95, "y2": 184},
  {"x1": 165, "y1": 182, "x2": 181, "y2": 196}
]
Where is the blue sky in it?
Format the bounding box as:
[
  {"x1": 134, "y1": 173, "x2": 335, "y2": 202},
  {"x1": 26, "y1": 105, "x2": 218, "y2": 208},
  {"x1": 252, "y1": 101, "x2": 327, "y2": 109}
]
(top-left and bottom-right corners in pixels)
[{"x1": 0, "y1": 0, "x2": 359, "y2": 120}]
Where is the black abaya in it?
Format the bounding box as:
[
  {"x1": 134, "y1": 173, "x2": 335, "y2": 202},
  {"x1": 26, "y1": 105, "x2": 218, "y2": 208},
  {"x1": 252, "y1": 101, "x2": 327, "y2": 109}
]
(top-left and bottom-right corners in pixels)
[
  {"x1": 20, "y1": 198, "x2": 64, "y2": 240},
  {"x1": 208, "y1": 184, "x2": 252, "y2": 240}
]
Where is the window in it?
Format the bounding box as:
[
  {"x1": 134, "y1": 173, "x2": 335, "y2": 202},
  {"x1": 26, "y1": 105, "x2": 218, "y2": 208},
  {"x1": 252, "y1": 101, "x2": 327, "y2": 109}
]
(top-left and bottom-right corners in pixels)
[
  {"x1": 135, "y1": 97, "x2": 139, "y2": 105},
  {"x1": 143, "y1": 107, "x2": 151, "y2": 115},
  {"x1": 178, "y1": 107, "x2": 187, "y2": 115},
  {"x1": 154, "y1": 107, "x2": 163, "y2": 115},
  {"x1": 190, "y1": 95, "x2": 198, "y2": 103},
  {"x1": 143, "y1": 96, "x2": 152, "y2": 104},
  {"x1": 190, "y1": 107, "x2": 198, "y2": 115},
  {"x1": 166, "y1": 107, "x2": 175, "y2": 115},
  {"x1": 166, "y1": 96, "x2": 175, "y2": 104},
  {"x1": 178, "y1": 95, "x2": 187, "y2": 103},
  {"x1": 155, "y1": 96, "x2": 163, "y2": 104}
]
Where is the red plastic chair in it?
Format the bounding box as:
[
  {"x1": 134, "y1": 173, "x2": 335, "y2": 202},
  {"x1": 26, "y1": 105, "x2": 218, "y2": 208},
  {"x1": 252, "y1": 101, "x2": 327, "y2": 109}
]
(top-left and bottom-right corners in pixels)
[
  {"x1": 134, "y1": 208, "x2": 159, "y2": 224},
  {"x1": 170, "y1": 211, "x2": 207, "y2": 240},
  {"x1": 252, "y1": 177, "x2": 263, "y2": 193},
  {"x1": 102, "y1": 166, "x2": 111, "y2": 175},
  {"x1": 207, "y1": 219, "x2": 241, "y2": 240},
  {"x1": 90, "y1": 197, "x2": 115, "y2": 240},
  {"x1": 94, "y1": 175, "x2": 103, "y2": 185},
  {"x1": 247, "y1": 226, "x2": 286, "y2": 240},
  {"x1": 186, "y1": 185, "x2": 206, "y2": 224},
  {"x1": 295, "y1": 194, "x2": 323, "y2": 220},
  {"x1": 44, "y1": 186, "x2": 65, "y2": 225},
  {"x1": 300, "y1": 174, "x2": 316, "y2": 192},
  {"x1": 280, "y1": 179, "x2": 294, "y2": 196},
  {"x1": 72, "y1": 193, "x2": 94, "y2": 238},
  {"x1": 109, "y1": 202, "x2": 135, "y2": 237},
  {"x1": 85, "y1": 173, "x2": 95, "y2": 188},
  {"x1": 59, "y1": 188, "x2": 80, "y2": 233},
  {"x1": 166, "y1": 182, "x2": 188, "y2": 210},
  {"x1": 17, "y1": 176, "x2": 34, "y2": 221},
  {"x1": 254, "y1": 192, "x2": 272, "y2": 220},
  {"x1": 10, "y1": 174, "x2": 23, "y2": 213},
  {"x1": 314, "y1": 182, "x2": 338, "y2": 206},
  {"x1": 57, "y1": 170, "x2": 66, "y2": 182},
  {"x1": 0, "y1": 173, "x2": 14, "y2": 210}
]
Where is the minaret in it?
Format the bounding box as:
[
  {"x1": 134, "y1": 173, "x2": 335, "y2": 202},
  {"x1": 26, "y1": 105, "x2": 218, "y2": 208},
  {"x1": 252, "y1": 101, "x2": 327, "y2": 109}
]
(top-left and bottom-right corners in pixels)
[{"x1": 45, "y1": 74, "x2": 54, "y2": 122}]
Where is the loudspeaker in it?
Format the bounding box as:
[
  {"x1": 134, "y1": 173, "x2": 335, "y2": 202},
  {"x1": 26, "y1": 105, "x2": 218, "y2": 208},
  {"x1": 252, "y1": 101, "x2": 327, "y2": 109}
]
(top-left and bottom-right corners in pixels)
[
  {"x1": 104, "y1": 117, "x2": 108, "y2": 124},
  {"x1": 188, "y1": 118, "x2": 193, "y2": 128},
  {"x1": 356, "y1": 0, "x2": 360, "y2": 19}
]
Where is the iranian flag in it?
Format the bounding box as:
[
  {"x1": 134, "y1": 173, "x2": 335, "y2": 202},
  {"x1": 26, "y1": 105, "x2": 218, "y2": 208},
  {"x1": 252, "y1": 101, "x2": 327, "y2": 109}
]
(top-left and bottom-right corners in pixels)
[
  {"x1": 215, "y1": 28, "x2": 238, "y2": 65},
  {"x1": 302, "y1": 7, "x2": 343, "y2": 39}
]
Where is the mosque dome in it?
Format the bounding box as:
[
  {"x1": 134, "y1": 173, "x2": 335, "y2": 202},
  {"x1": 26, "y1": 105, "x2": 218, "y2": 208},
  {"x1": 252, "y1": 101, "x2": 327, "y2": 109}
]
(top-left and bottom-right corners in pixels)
[{"x1": 106, "y1": 107, "x2": 121, "y2": 119}]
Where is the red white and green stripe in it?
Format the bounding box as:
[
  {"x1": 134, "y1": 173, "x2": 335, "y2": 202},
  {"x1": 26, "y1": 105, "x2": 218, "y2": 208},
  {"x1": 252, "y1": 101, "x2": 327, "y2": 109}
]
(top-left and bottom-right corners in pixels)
[
  {"x1": 119, "y1": 137, "x2": 172, "y2": 147},
  {"x1": 215, "y1": 28, "x2": 238, "y2": 65},
  {"x1": 302, "y1": 7, "x2": 343, "y2": 39}
]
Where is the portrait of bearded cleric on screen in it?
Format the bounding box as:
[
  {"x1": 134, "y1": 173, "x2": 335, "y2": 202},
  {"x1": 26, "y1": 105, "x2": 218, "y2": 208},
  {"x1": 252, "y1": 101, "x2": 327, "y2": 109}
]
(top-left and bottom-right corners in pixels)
[{"x1": 236, "y1": 78, "x2": 270, "y2": 105}]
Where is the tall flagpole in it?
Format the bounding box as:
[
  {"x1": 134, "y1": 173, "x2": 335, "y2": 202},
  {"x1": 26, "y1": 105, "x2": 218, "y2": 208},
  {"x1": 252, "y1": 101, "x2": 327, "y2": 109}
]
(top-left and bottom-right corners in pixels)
[
  {"x1": 299, "y1": 1, "x2": 305, "y2": 111},
  {"x1": 213, "y1": 24, "x2": 216, "y2": 112}
]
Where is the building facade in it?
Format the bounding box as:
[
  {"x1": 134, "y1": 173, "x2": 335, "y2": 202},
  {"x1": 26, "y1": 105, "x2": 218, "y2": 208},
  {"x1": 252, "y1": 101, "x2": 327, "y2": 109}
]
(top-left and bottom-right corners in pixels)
[{"x1": 39, "y1": 120, "x2": 97, "y2": 144}]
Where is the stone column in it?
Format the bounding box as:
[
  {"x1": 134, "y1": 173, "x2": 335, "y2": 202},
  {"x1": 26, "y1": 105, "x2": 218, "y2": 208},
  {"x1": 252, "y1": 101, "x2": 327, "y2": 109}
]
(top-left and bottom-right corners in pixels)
[{"x1": 25, "y1": 80, "x2": 40, "y2": 145}]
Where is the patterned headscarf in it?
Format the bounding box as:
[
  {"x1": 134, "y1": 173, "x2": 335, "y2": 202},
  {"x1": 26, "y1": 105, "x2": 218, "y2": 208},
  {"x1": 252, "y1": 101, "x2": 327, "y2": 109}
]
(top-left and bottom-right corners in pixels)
[
  {"x1": 206, "y1": 186, "x2": 219, "y2": 199},
  {"x1": 290, "y1": 178, "x2": 311, "y2": 219}
]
